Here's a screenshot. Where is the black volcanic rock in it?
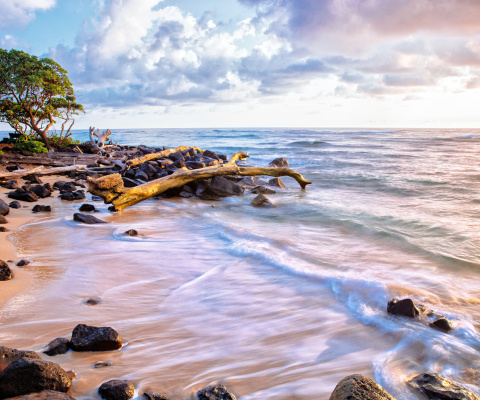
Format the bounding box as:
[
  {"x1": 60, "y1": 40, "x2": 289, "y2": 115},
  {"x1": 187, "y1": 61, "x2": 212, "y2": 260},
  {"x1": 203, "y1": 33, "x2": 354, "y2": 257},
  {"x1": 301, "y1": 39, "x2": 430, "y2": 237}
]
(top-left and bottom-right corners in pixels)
[
  {"x1": 0, "y1": 260, "x2": 13, "y2": 281},
  {"x1": 73, "y1": 213, "x2": 106, "y2": 224},
  {"x1": 70, "y1": 324, "x2": 122, "y2": 351},
  {"x1": 409, "y1": 373, "x2": 479, "y2": 400},
  {"x1": 98, "y1": 380, "x2": 134, "y2": 400},
  {"x1": 387, "y1": 298, "x2": 419, "y2": 318},
  {"x1": 197, "y1": 384, "x2": 236, "y2": 400}
]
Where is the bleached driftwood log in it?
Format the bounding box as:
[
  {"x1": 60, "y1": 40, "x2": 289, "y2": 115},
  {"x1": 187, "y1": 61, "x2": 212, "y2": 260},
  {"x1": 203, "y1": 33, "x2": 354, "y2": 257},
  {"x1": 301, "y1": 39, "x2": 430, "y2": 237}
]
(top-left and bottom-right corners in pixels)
[
  {"x1": 0, "y1": 164, "x2": 86, "y2": 179},
  {"x1": 89, "y1": 127, "x2": 112, "y2": 151},
  {"x1": 126, "y1": 145, "x2": 204, "y2": 168},
  {"x1": 88, "y1": 151, "x2": 312, "y2": 211}
]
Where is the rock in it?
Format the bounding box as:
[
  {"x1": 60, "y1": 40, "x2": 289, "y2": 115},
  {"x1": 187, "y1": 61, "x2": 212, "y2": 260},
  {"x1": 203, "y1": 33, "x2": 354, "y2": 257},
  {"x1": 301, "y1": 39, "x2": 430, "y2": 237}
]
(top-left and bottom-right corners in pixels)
[
  {"x1": 60, "y1": 190, "x2": 85, "y2": 201},
  {"x1": 135, "y1": 170, "x2": 149, "y2": 182},
  {"x1": 122, "y1": 177, "x2": 139, "y2": 188},
  {"x1": 30, "y1": 185, "x2": 51, "y2": 199},
  {"x1": 70, "y1": 324, "x2": 122, "y2": 351},
  {"x1": 98, "y1": 379, "x2": 135, "y2": 400},
  {"x1": 7, "y1": 189, "x2": 38, "y2": 202},
  {"x1": 43, "y1": 183, "x2": 54, "y2": 193},
  {"x1": 92, "y1": 195, "x2": 103, "y2": 201},
  {"x1": 198, "y1": 176, "x2": 245, "y2": 199},
  {"x1": 124, "y1": 229, "x2": 138, "y2": 237},
  {"x1": 0, "y1": 215, "x2": 7, "y2": 224},
  {"x1": 250, "y1": 186, "x2": 276, "y2": 195},
  {"x1": 1, "y1": 180, "x2": 19, "y2": 190},
  {"x1": 0, "y1": 346, "x2": 40, "y2": 373},
  {"x1": 24, "y1": 174, "x2": 43, "y2": 184},
  {"x1": 43, "y1": 338, "x2": 71, "y2": 356},
  {"x1": 53, "y1": 181, "x2": 77, "y2": 192},
  {"x1": 0, "y1": 199, "x2": 9, "y2": 216},
  {"x1": 429, "y1": 317, "x2": 453, "y2": 333},
  {"x1": 8, "y1": 201, "x2": 21, "y2": 209},
  {"x1": 143, "y1": 393, "x2": 168, "y2": 400},
  {"x1": 168, "y1": 151, "x2": 184, "y2": 162},
  {"x1": 387, "y1": 298, "x2": 419, "y2": 318},
  {"x1": 197, "y1": 384, "x2": 236, "y2": 400},
  {"x1": 93, "y1": 361, "x2": 113, "y2": 368},
  {"x1": 73, "y1": 213, "x2": 107, "y2": 224},
  {"x1": 85, "y1": 297, "x2": 102, "y2": 305},
  {"x1": 0, "y1": 260, "x2": 13, "y2": 281},
  {"x1": 269, "y1": 157, "x2": 289, "y2": 167},
  {"x1": 16, "y1": 259, "x2": 31, "y2": 267},
  {"x1": 268, "y1": 177, "x2": 286, "y2": 188},
  {"x1": 203, "y1": 150, "x2": 221, "y2": 160},
  {"x1": 32, "y1": 205, "x2": 52, "y2": 213},
  {"x1": 0, "y1": 357, "x2": 73, "y2": 399},
  {"x1": 140, "y1": 163, "x2": 157, "y2": 178},
  {"x1": 251, "y1": 194, "x2": 275, "y2": 208},
  {"x1": 79, "y1": 204, "x2": 96, "y2": 212},
  {"x1": 238, "y1": 176, "x2": 268, "y2": 186},
  {"x1": 329, "y1": 374, "x2": 396, "y2": 400},
  {"x1": 0, "y1": 227, "x2": 8, "y2": 232},
  {"x1": 409, "y1": 373, "x2": 479, "y2": 400},
  {"x1": 6, "y1": 165, "x2": 21, "y2": 172},
  {"x1": 4, "y1": 389, "x2": 76, "y2": 400},
  {"x1": 185, "y1": 161, "x2": 206, "y2": 170}
]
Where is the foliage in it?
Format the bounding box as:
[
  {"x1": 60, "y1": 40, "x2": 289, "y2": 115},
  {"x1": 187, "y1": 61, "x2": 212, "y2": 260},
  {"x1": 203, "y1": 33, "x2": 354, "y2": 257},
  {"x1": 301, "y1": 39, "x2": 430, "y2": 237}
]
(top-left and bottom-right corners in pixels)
[
  {"x1": 13, "y1": 136, "x2": 48, "y2": 154},
  {"x1": 0, "y1": 48, "x2": 84, "y2": 148},
  {"x1": 48, "y1": 133, "x2": 81, "y2": 147}
]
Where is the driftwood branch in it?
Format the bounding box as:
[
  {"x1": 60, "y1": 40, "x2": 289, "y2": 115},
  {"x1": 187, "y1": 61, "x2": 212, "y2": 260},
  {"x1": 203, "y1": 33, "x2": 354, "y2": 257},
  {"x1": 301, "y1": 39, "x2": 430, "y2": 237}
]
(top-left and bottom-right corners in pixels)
[
  {"x1": 0, "y1": 164, "x2": 86, "y2": 179},
  {"x1": 126, "y1": 146, "x2": 204, "y2": 168},
  {"x1": 88, "y1": 151, "x2": 312, "y2": 211},
  {"x1": 89, "y1": 127, "x2": 112, "y2": 151}
]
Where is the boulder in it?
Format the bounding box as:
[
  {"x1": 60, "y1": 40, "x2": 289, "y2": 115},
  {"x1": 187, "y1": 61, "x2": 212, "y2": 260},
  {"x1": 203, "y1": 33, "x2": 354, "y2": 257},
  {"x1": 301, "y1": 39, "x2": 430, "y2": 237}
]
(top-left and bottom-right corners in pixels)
[
  {"x1": 329, "y1": 374, "x2": 396, "y2": 400},
  {"x1": 251, "y1": 194, "x2": 275, "y2": 208},
  {"x1": 73, "y1": 213, "x2": 107, "y2": 224},
  {"x1": 387, "y1": 298, "x2": 419, "y2": 318},
  {"x1": 124, "y1": 229, "x2": 138, "y2": 237},
  {"x1": 53, "y1": 182, "x2": 77, "y2": 192},
  {"x1": 0, "y1": 199, "x2": 9, "y2": 216},
  {"x1": 1, "y1": 180, "x2": 19, "y2": 190},
  {"x1": 203, "y1": 150, "x2": 220, "y2": 160},
  {"x1": 409, "y1": 373, "x2": 479, "y2": 400},
  {"x1": 168, "y1": 151, "x2": 184, "y2": 162},
  {"x1": 0, "y1": 357, "x2": 73, "y2": 399},
  {"x1": 16, "y1": 259, "x2": 31, "y2": 267},
  {"x1": 250, "y1": 186, "x2": 276, "y2": 195},
  {"x1": 8, "y1": 189, "x2": 38, "y2": 202},
  {"x1": 198, "y1": 176, "x2": 245, "y2": 199},
  {"x1": 269, "y1": 157, "x2": 289, "y2": 167},
  {"x1": 0, "y1": 216, "x2": 7, "y2": 224},
  {"x1": 32, "y1": 205, "x2": 52, "y2": 213},
  {"x1": 43, "y1": 338, "x2": 71, "y2": 356},
  {"x1": 0, "y1": 260, "x2": 13, "y2": 281},
  {"x1": 98, "y1": 380, "x2": 134, "y2": 400},
  {"x1": 30, "y1": 185, "x2": 51, "y2": 199},
  {"x1": 70, "y1": 324, "x2": 122, "y2": 351},
  {"x1": 60, "y1": 190, "x2": 85, "y2": 201},
  {"x1": 143, "y1": 393, "x2": 168, "y2": 400},
  {"x1": 238, "y1": 176, "x2": 268, "y2": 186},
  {"x1": 0, "y1": 346, "x2": 40, "y2": 373},
  {"x1": 8, "y1": 201, "x2": 21, "y2": 209},
  {"x1": 3, "y1": 390, "x2": 76, "y2": 400},
  {"x1": 268, "y1": 177, "x2": 286, "y2": 188},
  {"x1": 429, "y1": 317, "x2": 453, "y2": 333},
  {"x1": 79, "y1": 204, "x2": 96, "y2": 212},
  {"x1": 197, "y1": 384, "x2": 236, "y2": 400}
]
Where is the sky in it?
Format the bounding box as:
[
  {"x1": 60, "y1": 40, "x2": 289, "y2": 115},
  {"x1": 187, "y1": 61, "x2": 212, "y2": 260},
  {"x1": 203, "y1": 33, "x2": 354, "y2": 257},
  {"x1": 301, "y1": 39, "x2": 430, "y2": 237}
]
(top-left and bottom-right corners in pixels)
[{"x1": 1, "y1": 0, "x2": 480, "y2": 129}]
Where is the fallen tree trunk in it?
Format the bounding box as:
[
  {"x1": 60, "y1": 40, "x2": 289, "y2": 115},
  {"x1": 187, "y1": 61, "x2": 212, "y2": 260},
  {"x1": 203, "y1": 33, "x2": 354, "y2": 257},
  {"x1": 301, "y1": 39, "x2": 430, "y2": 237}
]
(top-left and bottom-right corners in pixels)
[
  {"x1": 88, "y1": 151, "x2": 312, "y2": 211},
  {"x1": 125, "y1": 146, "x2": 204, "y2": 168},
  {"x1": 0, "y1": 164, "x2": 86, "y2": 180}
]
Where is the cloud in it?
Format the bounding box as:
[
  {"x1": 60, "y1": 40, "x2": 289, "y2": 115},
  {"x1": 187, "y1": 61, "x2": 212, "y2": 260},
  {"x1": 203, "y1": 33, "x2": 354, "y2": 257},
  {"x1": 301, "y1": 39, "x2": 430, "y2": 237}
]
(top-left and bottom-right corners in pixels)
[{"x1": 0, "y1": 0, "x2": 56, "y2": 30}]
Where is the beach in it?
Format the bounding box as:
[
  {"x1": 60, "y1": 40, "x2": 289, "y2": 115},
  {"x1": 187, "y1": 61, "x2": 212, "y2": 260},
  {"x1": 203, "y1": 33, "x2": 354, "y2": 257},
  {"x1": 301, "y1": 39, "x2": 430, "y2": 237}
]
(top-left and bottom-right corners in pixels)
[{"x1": 1, "y1": 128, "x2": 480, "y2": 400}]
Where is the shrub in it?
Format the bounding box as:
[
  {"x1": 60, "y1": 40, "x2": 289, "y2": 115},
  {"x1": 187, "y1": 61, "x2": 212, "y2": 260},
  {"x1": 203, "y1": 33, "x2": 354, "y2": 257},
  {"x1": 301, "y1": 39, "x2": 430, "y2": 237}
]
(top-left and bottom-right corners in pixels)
[
  {"x1": 13, "y1": 138, "x2": 48, "y2": 154},
  {"x1": 48, "y1": 134, "x2": 82, "y2": 148}
]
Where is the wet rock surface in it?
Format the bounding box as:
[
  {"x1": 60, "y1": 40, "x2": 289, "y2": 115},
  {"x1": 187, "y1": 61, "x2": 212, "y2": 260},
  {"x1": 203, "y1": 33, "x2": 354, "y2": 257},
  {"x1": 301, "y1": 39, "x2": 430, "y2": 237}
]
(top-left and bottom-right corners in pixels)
[
  {"x1": 4, "y1": 390, "x2": 76, "y2": 400},
  {"x1": 197, "y1": 384, "x2": 236, "y2": 400},
  {"x1": 0, "y1": 260, "x2": 13, "y2": 281},
  {"x1": 0, "y1": 199, "x2": 9, "y2": 216},
  {"x1": 0, "y1": 346, "x2": 40, "y2": 373},
  {"x1": 70, "y1": 324, "x2": 122, "y2": 352},
  {"x1": 409, "y1": 373, "x2": 480, "y2": 400},
  {"x1": 98, "y1": 379, "x2": 134, "y2": 400},
  {"x1": 32, "y1": 205, "x2": 51, "y2": 213},
  {"x1": 43, "y1": 338, "x2": 71, "y2": 356},
  {"x1": 329, "y1": 374, "x2": 397, "y2": 400},
  {"x1": 73, "y1": 213, "x2": 107, "y2": 224},
  {"x1": 251, "y1": 194, "x2": 275, "y2": 208},
  {"x1": 387, "y1": 298, "x2": 419, "y2": 318},
  {"x1": 143, "y1": 393, "x2": 168, "y2": 400}
]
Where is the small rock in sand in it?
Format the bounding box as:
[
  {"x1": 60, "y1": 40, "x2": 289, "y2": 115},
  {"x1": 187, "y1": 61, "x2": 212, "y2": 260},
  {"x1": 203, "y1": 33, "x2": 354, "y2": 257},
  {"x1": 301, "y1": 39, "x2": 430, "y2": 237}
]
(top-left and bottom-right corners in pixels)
[
  {"x1": 32, "y1": 205, "x2": 52, "y2": 213},
  {"x1": 0, "y1": 260, "x2": 13, "y2": 281},
  {"x1": 73, "y1": 213, "x2": 107, "y2": 224},
  {"x1": 16, "y1": 259, "x2": 31, "y2": 267}
]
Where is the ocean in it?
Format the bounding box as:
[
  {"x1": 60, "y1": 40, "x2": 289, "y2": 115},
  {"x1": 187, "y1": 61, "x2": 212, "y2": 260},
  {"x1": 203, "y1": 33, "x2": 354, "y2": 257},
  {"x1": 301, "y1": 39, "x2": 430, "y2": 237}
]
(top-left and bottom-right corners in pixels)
[{"x1": 1, "y1": 128, "x2": 480, "y2": 399}]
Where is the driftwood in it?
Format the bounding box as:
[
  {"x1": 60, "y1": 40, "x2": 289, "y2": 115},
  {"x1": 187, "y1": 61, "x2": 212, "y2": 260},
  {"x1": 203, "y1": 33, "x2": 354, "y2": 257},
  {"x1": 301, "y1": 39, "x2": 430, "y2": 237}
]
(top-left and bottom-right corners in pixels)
[
  {"x1": 126, "y1": 146, "x2": 204, "y2": 168},
  {"x1": 88, "y1": 151, "x2": 312, "y2": 211},
  {"x1": 89, "y1": 127, "x2": 112, "y2": 151},
  {"x1": 0, "y1": 164, "x2": 86, "y2": 179}
]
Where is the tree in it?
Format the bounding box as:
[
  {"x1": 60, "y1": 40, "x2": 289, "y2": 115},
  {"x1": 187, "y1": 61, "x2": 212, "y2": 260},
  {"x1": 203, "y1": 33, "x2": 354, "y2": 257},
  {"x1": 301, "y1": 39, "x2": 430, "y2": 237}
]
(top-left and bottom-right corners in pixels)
[{"x1": 0, "y1": 49, "x2": 84, "y2": 149}]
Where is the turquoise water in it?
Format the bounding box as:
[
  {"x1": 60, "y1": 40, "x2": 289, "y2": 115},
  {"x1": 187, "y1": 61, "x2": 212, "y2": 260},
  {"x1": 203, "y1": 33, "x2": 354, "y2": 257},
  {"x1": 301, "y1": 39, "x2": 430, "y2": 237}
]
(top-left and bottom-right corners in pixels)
[{"x1": 1, "y1": 128, "x2": 480, "y2": 399}]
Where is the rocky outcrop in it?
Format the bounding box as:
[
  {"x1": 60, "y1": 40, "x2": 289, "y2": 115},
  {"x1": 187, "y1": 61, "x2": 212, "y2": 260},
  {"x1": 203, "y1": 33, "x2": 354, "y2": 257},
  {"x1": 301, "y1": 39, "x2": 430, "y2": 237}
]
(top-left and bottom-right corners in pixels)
[
  {"x1": 387, "y1": 298, "x2": 419, "y2": 318},
  {"x1": 43, "y1": 338, "x2": 71, "y2": 356},
  {"x1": 73, "y1": 213, "x2": 107, "y2": 224},
  {"x1": 0, "y1": 346, "x2": 40, "y2": 373},
  {"x1": 98, "y1": 380, "x2": 134, "y2": 400},
  {"x1": 0, "y1": 260, "x2": 13, "y2": 281},
  {"x1": 197, "y1": 384, "x2": 236, "y2": 400},
  {"x1": 329, "y1": 374, "x2": 396, "y2": 400},
  {"x1": 0, "y1": 358, "x2": 73, "y2": 399},
  {"x1": 409, "y1": 373, "x2": 480, "y2": 400},
  {"x1": 70, "y1": 324, "x2": 122, "y2": 352}
]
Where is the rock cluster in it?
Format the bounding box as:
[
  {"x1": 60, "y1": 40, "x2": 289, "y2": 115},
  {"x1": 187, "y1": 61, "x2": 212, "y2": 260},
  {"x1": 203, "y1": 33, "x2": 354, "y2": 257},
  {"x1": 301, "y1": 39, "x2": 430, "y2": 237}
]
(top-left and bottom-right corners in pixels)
[{"x1": 387, "y1": 298, "x2": 453, "y2": 333}]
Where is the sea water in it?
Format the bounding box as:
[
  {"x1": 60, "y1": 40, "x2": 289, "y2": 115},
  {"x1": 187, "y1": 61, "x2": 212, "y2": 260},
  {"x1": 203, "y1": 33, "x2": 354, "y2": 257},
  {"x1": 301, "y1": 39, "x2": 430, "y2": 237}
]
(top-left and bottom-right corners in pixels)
[{"x1": 1, "y1": 128, "x2": 480, "y2": 399}]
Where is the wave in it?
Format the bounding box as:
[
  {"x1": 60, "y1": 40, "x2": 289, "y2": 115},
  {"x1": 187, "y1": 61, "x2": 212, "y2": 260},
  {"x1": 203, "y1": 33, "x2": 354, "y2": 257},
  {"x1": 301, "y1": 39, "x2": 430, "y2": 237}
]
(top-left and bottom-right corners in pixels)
[{"x1": 288, "y1": 140, "x2": 327, "y2": 147}]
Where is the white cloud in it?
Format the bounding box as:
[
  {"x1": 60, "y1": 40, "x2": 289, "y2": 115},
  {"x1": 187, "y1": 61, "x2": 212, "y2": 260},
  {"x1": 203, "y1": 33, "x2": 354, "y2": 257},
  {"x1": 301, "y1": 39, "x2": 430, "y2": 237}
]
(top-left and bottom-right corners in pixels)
[{"x1": 0, "y1": 0, "x2": 56, "y2": 29}]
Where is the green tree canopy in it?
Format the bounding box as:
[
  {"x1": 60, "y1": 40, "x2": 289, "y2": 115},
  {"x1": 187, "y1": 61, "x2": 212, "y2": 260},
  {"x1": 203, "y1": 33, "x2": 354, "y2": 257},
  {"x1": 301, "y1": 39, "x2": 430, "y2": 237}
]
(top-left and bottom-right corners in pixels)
[{"x1": 0, "y1": 48, "x2": 84, "y2": 148}]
